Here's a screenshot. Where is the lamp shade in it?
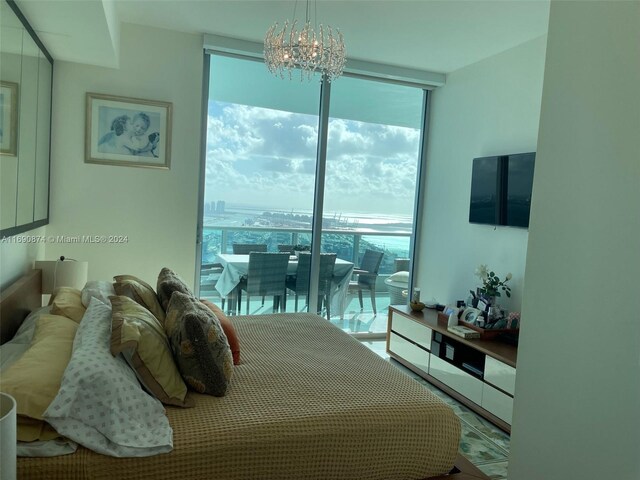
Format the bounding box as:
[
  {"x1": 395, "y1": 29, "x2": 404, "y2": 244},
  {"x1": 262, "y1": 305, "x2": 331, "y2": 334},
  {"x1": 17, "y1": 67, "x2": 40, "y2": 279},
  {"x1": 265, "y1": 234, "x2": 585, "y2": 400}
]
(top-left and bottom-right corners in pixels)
[
  {"x1": 0, "y1": 392, "x2": 17, "y2": 480},
  {"x1": 35, "y1": 259, "x2": 88, "y2": 293}
]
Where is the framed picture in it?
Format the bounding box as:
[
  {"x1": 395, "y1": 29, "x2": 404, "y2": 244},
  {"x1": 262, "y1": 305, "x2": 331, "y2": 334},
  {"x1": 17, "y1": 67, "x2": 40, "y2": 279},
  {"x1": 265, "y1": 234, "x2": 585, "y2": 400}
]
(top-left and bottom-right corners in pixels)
[
  {"x1": 85, "y1": 93, "x2": 172, "y2": 169},
  {"x1": 0, "y1": 81, "x2": 19, "y2": 156},
  {"x1": 460, "y1": 307, "x2": 482, "y2": 325}
]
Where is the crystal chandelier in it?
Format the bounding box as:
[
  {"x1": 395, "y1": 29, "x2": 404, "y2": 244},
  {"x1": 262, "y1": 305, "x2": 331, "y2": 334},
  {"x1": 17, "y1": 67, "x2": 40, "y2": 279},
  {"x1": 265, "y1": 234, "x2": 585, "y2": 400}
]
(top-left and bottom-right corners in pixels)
[{"x1": 264, "y1": 1, "x2": 346, "y2": 82}]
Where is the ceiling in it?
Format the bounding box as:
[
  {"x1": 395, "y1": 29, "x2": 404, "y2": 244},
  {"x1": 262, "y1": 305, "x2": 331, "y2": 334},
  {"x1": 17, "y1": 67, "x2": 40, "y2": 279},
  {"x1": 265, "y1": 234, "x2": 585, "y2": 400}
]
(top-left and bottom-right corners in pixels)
[{"x1": 14, "y1": 0, "x2": 550, "y2": 74}]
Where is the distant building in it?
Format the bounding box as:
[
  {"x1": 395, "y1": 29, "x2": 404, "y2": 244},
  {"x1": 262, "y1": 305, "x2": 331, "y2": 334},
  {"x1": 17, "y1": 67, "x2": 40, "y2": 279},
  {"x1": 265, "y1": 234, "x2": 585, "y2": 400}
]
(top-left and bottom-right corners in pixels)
[{"x1": 216, "y1": 200, "x2": 225, "y2": 214}]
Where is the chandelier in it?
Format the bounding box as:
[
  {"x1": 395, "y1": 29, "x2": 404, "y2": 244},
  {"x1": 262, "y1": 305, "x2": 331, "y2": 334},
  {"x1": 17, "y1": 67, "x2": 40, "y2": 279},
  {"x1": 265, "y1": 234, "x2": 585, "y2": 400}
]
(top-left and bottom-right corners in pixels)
[{"x1": 264, "y1": 1, "x2": 346, "y2": 82}]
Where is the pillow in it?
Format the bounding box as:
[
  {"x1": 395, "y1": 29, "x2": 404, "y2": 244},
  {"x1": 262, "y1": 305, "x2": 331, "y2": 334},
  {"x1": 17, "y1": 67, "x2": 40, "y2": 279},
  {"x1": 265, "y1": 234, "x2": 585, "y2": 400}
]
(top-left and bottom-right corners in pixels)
[
  {"x1": 0, "y1": 306, "x2": 52, "y2": 371},
  {"x1": 50, "y1": 287, "x2": 86, "y2": 322},
  {"x1": 387, "y1": 271, "x2": 410, "y2": 284},
  {"x1": 44, "y1": 298, "x2": 172, "y2": 458},
  {"x1": 81, "y1": 280, "x2": 116, "y2": 307},
  {"x1": 113, "y1": 274, "x2": 165, "y2": 323},
  {"x1": 110, "y1": 295, "x2": 191, "y2": 407},
  {"x1": 156, "y1": 267, "x2": 194, "y2": 311},
  {"x1": 200, "y1": 299, "x2": 240, "y2": 365},
  {"x1": 164, "y1": 292, "x2": 233, "y2": 396},
  {"x1": 0, "y1": 314, "x2": 78, "y2": 441}
]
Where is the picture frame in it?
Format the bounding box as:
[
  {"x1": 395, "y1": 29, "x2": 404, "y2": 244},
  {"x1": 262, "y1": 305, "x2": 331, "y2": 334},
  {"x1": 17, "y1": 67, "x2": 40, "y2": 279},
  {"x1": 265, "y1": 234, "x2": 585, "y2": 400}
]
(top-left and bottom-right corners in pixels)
[
  {"x1": 460, "y1": 307, "x2": 482, "y2": 325},
  {"x1": 0, "y1": 81, "x2": 19, "y2": 156},
  {"x1": 85, "y1": 92, "x2": 172, "y2": 169}
]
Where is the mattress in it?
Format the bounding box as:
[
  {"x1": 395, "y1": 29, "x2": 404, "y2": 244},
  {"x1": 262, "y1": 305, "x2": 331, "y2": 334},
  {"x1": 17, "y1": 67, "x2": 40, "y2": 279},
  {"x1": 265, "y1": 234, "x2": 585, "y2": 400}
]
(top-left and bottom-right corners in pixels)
[{"x1": 17, "y1": 313, "x2": 460, "y2": 480}]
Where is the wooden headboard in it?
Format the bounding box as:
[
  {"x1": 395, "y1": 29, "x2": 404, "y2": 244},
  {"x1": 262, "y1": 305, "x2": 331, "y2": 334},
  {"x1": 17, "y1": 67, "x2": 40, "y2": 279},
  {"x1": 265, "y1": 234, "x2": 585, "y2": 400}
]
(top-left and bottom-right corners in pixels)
[{"x1": 0, "y1": 269, "x2": 42, "y2": 344}]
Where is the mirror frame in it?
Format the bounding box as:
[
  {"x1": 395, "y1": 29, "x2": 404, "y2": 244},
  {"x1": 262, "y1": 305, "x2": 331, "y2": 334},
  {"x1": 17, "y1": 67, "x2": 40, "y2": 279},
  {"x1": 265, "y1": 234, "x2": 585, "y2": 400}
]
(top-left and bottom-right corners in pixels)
[{"x1": 0, "y1": 0, "x2": 53, "y2": 238}]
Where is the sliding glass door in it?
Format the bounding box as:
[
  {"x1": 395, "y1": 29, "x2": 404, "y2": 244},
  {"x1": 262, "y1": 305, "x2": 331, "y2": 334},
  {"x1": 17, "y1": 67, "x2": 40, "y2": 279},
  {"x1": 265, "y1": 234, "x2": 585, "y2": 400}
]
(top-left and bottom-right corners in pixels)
[
  {"x1": 322, "y1": 77, "x2": 424, "y2": 334},
  {"x1": 198, "y1": 52, "x2": 426, "y2": 335}
]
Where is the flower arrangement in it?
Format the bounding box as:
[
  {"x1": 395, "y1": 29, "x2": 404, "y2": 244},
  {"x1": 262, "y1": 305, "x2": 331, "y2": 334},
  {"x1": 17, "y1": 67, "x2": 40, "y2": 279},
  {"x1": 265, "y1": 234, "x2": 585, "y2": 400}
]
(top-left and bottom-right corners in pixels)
[{"x1": 475, "y1": 264, "x2": 512, "y2": 299}]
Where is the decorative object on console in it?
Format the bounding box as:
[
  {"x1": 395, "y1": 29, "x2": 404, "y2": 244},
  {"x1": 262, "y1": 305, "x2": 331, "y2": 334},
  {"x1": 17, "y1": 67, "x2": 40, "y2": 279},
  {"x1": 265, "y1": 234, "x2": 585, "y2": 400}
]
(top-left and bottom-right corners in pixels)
[
  {"x1": 264, "y1": 0, "x2": 346, "y2": 82},
  {"x1": 409, "y1": 301, "x2": 426, "y2": 312},
  {"x1": 35, "y1": 257, "x2": 88, "y2": 293},
  {"x1": 85, "y1": 93, "x2": 172, "y2": 169},
  {"x1": 474, "y1": 264, "x2": 511, "y2": 306}
]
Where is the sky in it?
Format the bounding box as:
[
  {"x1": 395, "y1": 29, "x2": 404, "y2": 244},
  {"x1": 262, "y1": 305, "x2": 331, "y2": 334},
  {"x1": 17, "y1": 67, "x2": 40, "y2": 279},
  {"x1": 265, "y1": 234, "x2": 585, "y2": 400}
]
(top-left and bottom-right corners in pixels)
[{"x1": 204, "y1": 100, "x2": 421, "y2": 217}]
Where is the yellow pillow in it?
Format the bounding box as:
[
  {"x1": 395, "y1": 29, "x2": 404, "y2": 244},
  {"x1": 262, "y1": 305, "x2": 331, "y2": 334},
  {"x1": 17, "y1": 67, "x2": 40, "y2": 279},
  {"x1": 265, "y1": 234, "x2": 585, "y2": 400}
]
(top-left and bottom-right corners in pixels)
[
  {"x1": 110, "y1": 295, "x2": 191, "y2": 407},
  {"x1": 113, "y1": 275, "x2": 165, "y2": 323},
  {"x1": 50, "y1": 287, "x2": 86, "y2": 322},
  {"x1": 0, "y1": 315, "x2": 78, "y2": 441}
]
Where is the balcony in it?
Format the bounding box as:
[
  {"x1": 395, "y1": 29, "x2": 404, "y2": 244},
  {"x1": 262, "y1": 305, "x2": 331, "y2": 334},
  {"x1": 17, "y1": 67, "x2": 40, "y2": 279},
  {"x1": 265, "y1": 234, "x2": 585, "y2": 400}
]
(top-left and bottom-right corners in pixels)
[{"x1": 199, "y1": 225, "x2": 411, "y2": 335}]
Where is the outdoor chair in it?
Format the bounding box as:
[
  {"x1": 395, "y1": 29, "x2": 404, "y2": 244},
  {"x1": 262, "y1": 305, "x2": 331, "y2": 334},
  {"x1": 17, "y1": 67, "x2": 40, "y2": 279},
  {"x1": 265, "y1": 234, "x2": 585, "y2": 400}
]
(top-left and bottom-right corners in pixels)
[
  {"x1": 286, "y1": 253, "x2": 337, "y2": 319},
  {"x1": 199, "y1": 262, "x2": 226, "y2": 310},
  {"x1": 232, "y1": 243, "x2": 268, "y2": 254},
  {"x1": 236, "y1": 252, "x2": 289, "y2": 314},
  {"x1": 347, "y1": 249, "x2": 384, "y2": 314},
  {"x1": 277, "y1": 244, "x2": 296, "y2": 254}
]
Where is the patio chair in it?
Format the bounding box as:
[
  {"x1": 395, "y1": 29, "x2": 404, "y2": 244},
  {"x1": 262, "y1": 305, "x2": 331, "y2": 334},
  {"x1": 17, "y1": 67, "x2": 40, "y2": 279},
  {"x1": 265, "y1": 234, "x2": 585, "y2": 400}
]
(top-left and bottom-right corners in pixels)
[
  {"x1": 232, "y1": 243, "x2": 268, "y2": 254},
  {"x1": 394, "y1": 258, "x2": 410, "y2": 272},
  {"x1": 199, "y1": 262, "x2": 226, "y2": 310},
  {"x1": 347, "y1": 249, "x2": 384, "y2": 314},
  {"x1": 236, "y1": 252, "x2": 289, "y2": 314},
  {"x1": 277, "y1": 244, "x2": 296, "y2": 254},
  {"x1": 286, "y1": 253, "x2": 337, "y2": 319}
]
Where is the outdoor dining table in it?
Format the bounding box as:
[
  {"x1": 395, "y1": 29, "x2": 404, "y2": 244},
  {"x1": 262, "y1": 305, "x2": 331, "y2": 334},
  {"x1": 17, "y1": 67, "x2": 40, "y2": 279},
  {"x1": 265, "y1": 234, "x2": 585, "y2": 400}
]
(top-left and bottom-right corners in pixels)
[{"x1": 214, "y1": 253, "x2": 355, "y2": 316}]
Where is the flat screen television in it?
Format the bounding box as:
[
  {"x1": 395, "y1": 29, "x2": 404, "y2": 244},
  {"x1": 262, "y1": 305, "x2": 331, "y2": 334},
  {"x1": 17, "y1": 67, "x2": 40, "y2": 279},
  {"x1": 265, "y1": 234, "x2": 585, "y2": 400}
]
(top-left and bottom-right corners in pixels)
[{"x1": 469, "y1": 152, "x2": 535, "y2": 228}]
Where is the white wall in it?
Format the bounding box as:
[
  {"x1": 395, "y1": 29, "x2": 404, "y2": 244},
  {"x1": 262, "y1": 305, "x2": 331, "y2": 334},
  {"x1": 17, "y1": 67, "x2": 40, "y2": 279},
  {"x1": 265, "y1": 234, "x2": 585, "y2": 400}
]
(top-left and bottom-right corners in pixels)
[
  {"x1": 0, "y1": 227, "x2": 46, "y2": 289},
  {"x1": 416, "y1": 36, "x2": 547, "y2": 312},
  {"x1": 45, "y1": 23, "x2": 203, "y2": 288},
  {"x1": 509, "y1": 2, "x2": 640, "y2": 479}
]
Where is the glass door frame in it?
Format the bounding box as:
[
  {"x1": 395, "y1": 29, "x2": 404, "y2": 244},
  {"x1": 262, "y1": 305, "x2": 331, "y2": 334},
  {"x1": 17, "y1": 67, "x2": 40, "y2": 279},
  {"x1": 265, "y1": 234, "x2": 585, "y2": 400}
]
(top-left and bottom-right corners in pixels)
[{"x1": 195, "y1": 50, "x2": 432, "y2": 320}]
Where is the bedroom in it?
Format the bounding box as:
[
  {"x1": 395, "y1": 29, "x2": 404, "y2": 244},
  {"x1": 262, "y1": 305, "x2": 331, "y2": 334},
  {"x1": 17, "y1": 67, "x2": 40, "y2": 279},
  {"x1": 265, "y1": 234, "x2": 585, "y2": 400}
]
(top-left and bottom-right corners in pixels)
[{"x1": 1, "y1": 1, "x2": 639, "y2": 479}]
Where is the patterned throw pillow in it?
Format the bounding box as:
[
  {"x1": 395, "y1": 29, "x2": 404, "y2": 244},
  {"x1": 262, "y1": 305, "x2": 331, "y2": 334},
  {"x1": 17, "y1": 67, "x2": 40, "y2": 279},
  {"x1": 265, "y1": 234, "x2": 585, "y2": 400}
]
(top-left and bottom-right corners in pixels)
[
  {"x1": 44, "y1": 298, "x2": 173, "y2": 458},
  {"x1": 110, "y1": 295, "x2": 191, "y2": 407},
  {"x1": 200, "y1": 299, "x2": 240, "y2": 365},
  {"x1": 156, "y1": 267, "x2": 194, "y2": 311},
  {"x1": 164, "y1": 292, "x2": 233, "y2": 396},
  {"x1": 113, "y1": 274, "x2": 165, "y2": 323}
]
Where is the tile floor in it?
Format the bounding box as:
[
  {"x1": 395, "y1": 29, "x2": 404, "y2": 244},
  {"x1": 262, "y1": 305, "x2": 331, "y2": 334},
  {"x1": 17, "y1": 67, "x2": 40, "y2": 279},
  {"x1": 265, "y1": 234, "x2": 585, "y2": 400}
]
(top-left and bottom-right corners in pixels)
[{"x1": 361, "y1": 340, "x2": 510, "y2": 480}]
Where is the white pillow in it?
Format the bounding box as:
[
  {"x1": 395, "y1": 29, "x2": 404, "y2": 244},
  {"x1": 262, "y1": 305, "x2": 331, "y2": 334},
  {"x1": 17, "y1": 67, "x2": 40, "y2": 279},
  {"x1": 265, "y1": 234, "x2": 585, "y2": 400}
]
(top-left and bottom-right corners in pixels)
[
  {"x1": 387, "y1": 271, "x2": 410, "y2": 284},
  {"x1": 44, "y1": 298, "x2": 173, "y2": 457},
  {"x1": 81, "y1": 281, "x2": 116, "y2": 307}
]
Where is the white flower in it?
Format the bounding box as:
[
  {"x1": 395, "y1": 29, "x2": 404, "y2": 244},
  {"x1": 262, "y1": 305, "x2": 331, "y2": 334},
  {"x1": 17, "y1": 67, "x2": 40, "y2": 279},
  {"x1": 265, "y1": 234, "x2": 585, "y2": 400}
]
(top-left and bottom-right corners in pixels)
[
  {"x1": 506, "y1": 273, "x2": 512, "y2": 281},
  {"x1": 475, "y1": 264, "x2": 489, "y2": 280}
]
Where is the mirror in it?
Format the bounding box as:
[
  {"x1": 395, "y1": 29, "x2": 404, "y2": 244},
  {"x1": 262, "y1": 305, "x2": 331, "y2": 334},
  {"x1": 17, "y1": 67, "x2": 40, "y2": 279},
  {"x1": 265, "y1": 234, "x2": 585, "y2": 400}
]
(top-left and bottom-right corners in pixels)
[{"x1": 0, "y1": 0, "x2": 52, "y2": 236}]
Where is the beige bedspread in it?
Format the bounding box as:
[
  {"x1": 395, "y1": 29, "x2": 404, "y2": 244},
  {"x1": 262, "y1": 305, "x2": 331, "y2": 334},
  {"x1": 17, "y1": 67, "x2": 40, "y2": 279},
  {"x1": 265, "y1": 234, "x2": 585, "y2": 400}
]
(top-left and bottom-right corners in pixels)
[{"x1": 18, "y1": 313, "x2": 460, "y2": 480}]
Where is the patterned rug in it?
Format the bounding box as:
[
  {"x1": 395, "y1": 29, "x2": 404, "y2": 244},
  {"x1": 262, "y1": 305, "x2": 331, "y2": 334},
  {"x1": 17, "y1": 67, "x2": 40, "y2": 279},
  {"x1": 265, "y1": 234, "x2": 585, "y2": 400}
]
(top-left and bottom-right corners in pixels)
[{"x1": 361, "y1": 340, "x2": 509, "y2": 480}]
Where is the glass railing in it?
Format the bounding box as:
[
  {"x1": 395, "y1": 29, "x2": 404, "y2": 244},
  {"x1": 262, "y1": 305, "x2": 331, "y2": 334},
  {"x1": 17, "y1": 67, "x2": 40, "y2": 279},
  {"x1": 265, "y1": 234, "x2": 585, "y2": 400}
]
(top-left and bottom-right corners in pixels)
[
  {"x1": 199, "y1": 226, "x2": 411, "y2": 334},
  {"x1": 200, "y1": 226, "x2": 411, "y2": 275}
]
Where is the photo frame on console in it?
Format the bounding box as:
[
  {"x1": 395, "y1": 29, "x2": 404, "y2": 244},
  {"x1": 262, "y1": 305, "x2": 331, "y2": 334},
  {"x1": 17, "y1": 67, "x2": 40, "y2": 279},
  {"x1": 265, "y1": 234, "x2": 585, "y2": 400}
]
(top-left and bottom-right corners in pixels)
[
  {"x1": 460, "y1": 307, "x2": 482, "y2": 325},
  {"x1": 85, "y1": 93, "x2": 172, "y2": 169}
]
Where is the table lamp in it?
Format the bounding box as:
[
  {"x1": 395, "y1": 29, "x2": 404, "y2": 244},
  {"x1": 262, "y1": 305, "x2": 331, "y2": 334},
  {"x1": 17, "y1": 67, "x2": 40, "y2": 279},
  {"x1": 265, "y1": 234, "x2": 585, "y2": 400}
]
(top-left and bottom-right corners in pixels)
[
  {"x1": 0, "y1": 392, "x2": 17, "y2": 480},
  {"x1": 34, "y1": 257, "x2": 89, "y2": 293}
]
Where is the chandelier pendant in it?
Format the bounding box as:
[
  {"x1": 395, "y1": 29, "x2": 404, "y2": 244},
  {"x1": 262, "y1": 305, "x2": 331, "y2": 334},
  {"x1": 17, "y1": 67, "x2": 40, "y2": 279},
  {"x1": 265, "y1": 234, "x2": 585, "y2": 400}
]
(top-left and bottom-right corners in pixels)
[{"x1": 264, "y1": 3, "x2": 346, "y2": 82}]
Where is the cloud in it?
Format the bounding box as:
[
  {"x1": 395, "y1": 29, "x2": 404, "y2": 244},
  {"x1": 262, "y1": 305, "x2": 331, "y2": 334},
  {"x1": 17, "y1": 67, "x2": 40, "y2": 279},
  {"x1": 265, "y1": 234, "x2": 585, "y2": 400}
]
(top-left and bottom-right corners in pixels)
[{"x1": 205, "y1": 101, "x2": 420, "y2": 214}]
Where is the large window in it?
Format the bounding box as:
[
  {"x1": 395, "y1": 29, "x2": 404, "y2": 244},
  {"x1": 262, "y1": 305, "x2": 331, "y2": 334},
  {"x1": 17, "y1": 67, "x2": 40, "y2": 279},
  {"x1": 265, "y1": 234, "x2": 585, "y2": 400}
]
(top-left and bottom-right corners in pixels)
[{"x1": 199, "y1": 53, "x2": 426, "y2": 335}]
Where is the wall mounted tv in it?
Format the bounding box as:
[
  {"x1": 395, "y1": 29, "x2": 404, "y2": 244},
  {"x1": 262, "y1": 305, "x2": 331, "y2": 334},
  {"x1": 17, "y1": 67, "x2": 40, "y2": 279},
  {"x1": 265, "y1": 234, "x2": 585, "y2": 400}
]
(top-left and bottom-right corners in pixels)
[{"x1": 469, "y1": 152, "x2": 535, "y2": 228}]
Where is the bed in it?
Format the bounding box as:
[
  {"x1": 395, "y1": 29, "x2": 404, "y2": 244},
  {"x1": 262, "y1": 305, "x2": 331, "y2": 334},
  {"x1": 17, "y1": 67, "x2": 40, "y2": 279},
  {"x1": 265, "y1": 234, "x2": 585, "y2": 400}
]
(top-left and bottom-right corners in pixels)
[{"x1": 0, "y1": 270, "x2": 488, "y2": 480}]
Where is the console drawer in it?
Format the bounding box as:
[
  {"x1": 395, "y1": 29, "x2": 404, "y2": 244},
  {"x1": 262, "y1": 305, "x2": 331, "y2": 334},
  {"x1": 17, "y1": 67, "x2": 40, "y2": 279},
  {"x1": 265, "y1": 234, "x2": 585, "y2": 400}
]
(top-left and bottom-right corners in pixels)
[
  {"x1": 484, "y1": 356, "x2": 516, "y2": 395},
  {"x1": 388, "y1": 333, "x2": 429, "y2": 374},
  {"x1": 482, "y1": 383, "x2": 513, "y2": 424},
  {"x1": 391, "y1": 311, "x2": 432, "y2": 350},
  {"x1": 429, "y1": 354, "x2": 483, "y2": 404}
]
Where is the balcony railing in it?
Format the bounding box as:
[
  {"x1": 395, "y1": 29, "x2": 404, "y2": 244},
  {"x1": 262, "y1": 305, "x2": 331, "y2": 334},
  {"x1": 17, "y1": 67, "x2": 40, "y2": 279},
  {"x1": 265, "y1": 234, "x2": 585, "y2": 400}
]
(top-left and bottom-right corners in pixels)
[{"x1": 201, "y1": 225, "x2": 412, "y2": 276}]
